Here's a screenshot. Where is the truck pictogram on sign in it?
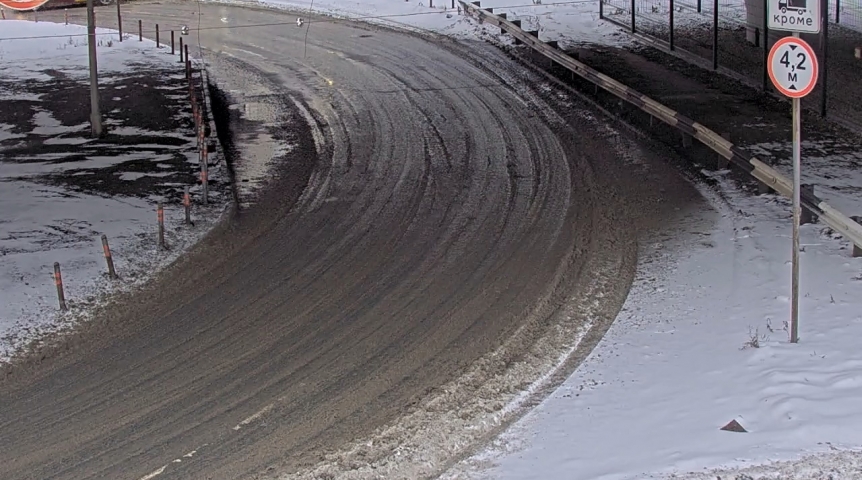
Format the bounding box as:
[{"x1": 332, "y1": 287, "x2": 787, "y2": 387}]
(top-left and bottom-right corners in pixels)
[
  {"x1": 768, "y1": 0, "x2": 821, "y2": 32},
  {"x1": 778, "y1": 0, "x2": 806, "y2": 14}
]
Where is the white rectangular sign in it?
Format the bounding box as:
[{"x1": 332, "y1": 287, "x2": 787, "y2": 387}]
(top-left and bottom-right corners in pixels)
[{"x1": 768, "y1": 0, "x2": 822, "y2": 33}]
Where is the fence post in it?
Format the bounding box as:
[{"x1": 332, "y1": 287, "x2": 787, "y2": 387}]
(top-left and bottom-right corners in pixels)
[
  {"x1": 138, "y1": 19, "x2": 142, "y2": 41},
  {"x1": 179, "y1": 37, "x2": 184, "y2": 62},
  {"x1": 171, "y1": 30, "x2": 175, "y2": 54},
  {"x1": 183, "y1": 187, "x2": 192, "y2": 225},
  {"x1": 630, "y1": 0, "x2": 636, "y2": 33},
  {"x1": 712, "y1": 0, "x2": 719, "y2": 70},
  {"x1": 155, "y1": 23, "x2": 160, "y2": 48},
  {"x1": 599, "y1": 0, "x2": 604, "y2": 19},
  {"x1": 819, "y1": 0, "x2": 828, "y2": 118},
  {"x1": 54, "y1": 262, "x2": 67, "y2": 311},
  {"x1": 760, "y1": 0, "x2": 770, "y2": 92},
  {"x1": 202, "y1": 142, "x2": 209, "y2": 205},
  {"x1": 64, "y1": 9, "x2": 68, "y2": 25},
  {"x1": 101, "y1": 234, "x2": 118, "y2": 279},
  {"x1": 116, "y1": 0, "x2": 122, "y2": 41},
  {"x1": 836, "y1": 0, "x2": 841, "y2": 23},
  {"x1": 157, "y1": 203, "x2": 166, "y2": 249},
  {"x1": 697, "y1": 0, "x2": 701, "y2": 12},
  {"x1": 669, "y1": 0, "x2": 675, "y2": 50}
]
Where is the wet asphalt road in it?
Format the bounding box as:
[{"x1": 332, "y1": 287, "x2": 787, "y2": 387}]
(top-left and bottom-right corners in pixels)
[{"x1": 0, "y1": 3, "x2": 706, "y2": 479}]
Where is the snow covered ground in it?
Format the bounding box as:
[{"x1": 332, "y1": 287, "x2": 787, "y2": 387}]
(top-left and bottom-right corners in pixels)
[
  {"x1": 211, "y1": 0, "x2": 632, "y2": 47},
  {"x1": 0, "y1": 20, "x2": 227, "y2": 362},
  {"x1": 5, "y1": 3, "x2": 862, "y2": 480},
  {"x1": 207, "y1": 1, "x2": 862, "y2": 477},
  {"x1": 439, "y1": 146, "x2": 862, "y2": 479}
]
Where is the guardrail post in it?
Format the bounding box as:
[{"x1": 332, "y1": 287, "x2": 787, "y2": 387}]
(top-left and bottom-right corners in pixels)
[
  {"x1": 171, "y1": 30, "x2": 175, "y2": 54},
  {"x1": 631, "y1": 0, "x2": 636, "y2": 33},
  {"x1": 800, "y1": 184, "x2": 818, "y2": 224},
  {"x1": 155, "y1": 23, "x2": 160, "y2": 48},
  {"x1": 681, "y1": 132, "x2": 692, "y2": 148},
  {"x1": 599, "y1": 0, "x2": 604, "y2": 19},
  {"x1": 716, "y1": 133, "x2": 730, "y2": 169},
  {"x1": 757, "y1": 159, "x2": 773, "y2": 194},
  {"x1": 179, "y1": 37, "x2": 184, "y2": 62},
  {"x1": 138, "y1": 19, "x2": 142, "y2": 42}
]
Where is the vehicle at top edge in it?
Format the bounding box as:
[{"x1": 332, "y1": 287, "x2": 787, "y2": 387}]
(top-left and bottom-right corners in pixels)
[{"x1": 0, "y1": 0, "x2": 114, "y2": 12}]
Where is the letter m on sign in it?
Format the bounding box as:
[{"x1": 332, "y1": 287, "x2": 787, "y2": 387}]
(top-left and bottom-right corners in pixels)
[{"x1": 788, "y1": 72, "x2": 798, "y2": 82}]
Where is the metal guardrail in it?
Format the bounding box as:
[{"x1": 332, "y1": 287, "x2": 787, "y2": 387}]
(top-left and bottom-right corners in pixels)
[{"x1": 459, "y1": 0, "x2": 862, "y2": 252}]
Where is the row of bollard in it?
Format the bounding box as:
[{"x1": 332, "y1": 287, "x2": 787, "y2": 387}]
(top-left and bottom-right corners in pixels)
[
  {"x1": 48, "y1": 20, "x2": 210, "y2": 312},
  {"x1": 52, "y1": 200, "x2": 196, "y2": 311}
]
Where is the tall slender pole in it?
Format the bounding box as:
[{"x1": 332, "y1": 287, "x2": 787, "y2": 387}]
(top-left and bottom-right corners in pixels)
[
  {"x1": 87, "y1": 0, "x2": 102, "y2": 137},
  {"x1": 669, "y1": 0, "x2": 675, "y2": 50},
  {"x1": 790, "y1": 35, "x2": 801, "y2": 344},
  {"x1": 631, "y1": 0, "x2": 636, "y2": 33},
  {"x1": 712, "y1": 0, "x2": 719, "y2": 70},
  {"x1": 116, "y1": 0, "x2": 123, "y2": 41},
  {"x1": 762, "y1": 0, "x2": 769, "y2": 90},
  {"x1": 819, "y1": 0, "x2": 828, "y2": 117}
]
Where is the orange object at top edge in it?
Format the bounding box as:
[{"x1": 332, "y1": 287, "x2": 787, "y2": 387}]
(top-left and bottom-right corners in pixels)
[{"x1": 0, "y1": 0, "x2": 52, "y2": 11}]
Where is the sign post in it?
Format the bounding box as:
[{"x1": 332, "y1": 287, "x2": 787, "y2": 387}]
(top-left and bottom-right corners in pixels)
[{"x1": 766, "y1": 31, "x2": 819, "y2": 344}]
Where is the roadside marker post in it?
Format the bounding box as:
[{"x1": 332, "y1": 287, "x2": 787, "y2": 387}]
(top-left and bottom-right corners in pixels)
[{"x1": 766, "y1": 32, "x2": 819, "y2": 344}]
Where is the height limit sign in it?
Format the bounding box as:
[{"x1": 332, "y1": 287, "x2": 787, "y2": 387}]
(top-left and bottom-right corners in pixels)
[
  {"x1": 768, "y1": 0, "x2": 821, "y2": 32},
  {"x1": 768, "y1": 37, "x2": 819, "y2": 97}
]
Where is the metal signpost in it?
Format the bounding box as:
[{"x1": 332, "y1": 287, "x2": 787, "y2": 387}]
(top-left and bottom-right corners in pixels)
[{"x1": 765, "y1": 1, "x2": 820, "y2": 342}]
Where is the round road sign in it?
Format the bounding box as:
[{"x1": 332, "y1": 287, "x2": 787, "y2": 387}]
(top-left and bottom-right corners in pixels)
[{"x1": 767, "y1": 37, "x2": 819, "y2": 98}]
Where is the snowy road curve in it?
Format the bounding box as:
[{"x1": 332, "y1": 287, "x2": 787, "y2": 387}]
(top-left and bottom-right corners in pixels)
[{"x1": 0, "y1": 3, "x2": 703, "y2": 479}]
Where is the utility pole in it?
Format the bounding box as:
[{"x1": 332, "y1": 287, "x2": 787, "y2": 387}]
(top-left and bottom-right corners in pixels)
[{"x1": 87, "y1": 0, "x2": 103, "y2": 137}]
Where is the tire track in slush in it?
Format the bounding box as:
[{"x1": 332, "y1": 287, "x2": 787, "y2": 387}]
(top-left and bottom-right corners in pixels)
[{"x1": 0, "y1": 3, "x2": 700, "y2": 480}]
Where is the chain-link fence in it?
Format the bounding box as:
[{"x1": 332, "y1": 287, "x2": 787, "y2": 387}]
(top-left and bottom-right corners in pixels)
[{"x1": 599, "y1": 0, "x2": 862, "y2": 127}]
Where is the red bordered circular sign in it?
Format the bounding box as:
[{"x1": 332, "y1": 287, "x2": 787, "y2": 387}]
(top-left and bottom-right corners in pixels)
[{"x1": 767, "y1": 37, "x2": 819, "y2": 99}]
